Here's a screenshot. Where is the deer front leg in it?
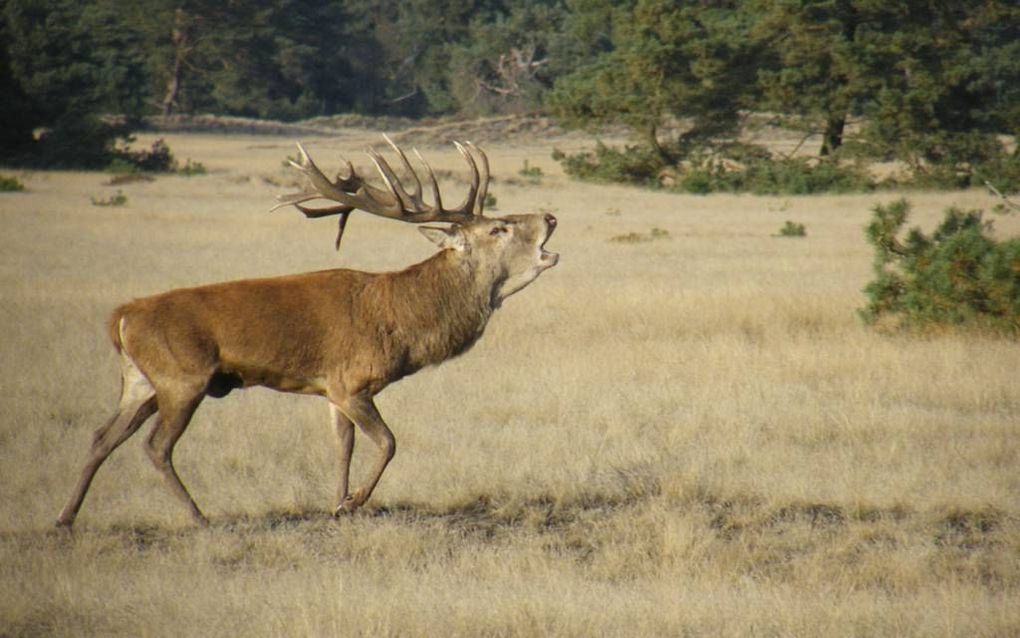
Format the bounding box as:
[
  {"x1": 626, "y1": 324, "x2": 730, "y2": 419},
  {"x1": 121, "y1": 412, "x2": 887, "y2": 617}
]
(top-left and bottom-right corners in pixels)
[
  {"x1": 332, "y1": 394, "x2": 395, "y2": 515},
  {"x1": 329, "y1": 402, "x2": 355, "y2": 515}
]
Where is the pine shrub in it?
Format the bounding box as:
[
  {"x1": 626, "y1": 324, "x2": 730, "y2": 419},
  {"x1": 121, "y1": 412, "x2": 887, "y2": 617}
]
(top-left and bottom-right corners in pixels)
[
  {"x1": 860, "y1": 199, "x2": 1020, "y2": 334},
  {"x1": 554, "y1": 144, "x2": 874, "y2": 195},
  {"x1": 0, "y1": 175, "x2": 25, "y2": 192}
]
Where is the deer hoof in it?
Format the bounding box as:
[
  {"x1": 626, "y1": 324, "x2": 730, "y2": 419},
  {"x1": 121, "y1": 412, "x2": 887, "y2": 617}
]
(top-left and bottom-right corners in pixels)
[{"x1": 334, "y1": 495, "x2": 361, "y2": 517}]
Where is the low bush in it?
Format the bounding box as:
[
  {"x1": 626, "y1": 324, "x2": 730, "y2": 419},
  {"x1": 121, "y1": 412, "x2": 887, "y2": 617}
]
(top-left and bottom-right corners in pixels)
[
  {"x1": 860, "y1": 199, "x2": 1020, "y2": 334},
  {"x1": 609, "y1": 227, "x2": 670, "y2": 243},
  {"x1": 552, "y1": 142, "x2": 663, "y2": 187},
  {"x1": 0, "y1": 175, "x2": 25, "y2": 192},
  {"x1": 177, "y1": 158, "x2": 207, "y2": 176},
  {"x1": 775, "y1": 221, "x2": 807, "y2": 237},
  {"x1": 677, "y1": 158, "x2": 873, "y2": 195},
  {"x1": 113, "y1": 138, "x2": 176, "y2": 173},
  {"x1": 91, "y1": 190, "x2": 128, "y2": 207},
  {"x1": 518, "y1": 160, "x2": 543, "y2": 180},
  {"x1": 554, "y1": 143, "x2": 875, "y2": 195}
]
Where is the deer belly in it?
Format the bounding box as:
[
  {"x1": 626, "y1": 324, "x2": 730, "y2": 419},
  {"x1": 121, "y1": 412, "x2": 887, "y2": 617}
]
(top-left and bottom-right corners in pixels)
[{"x1": 211, "y1": 365, "x2": 326, "y2": 397}]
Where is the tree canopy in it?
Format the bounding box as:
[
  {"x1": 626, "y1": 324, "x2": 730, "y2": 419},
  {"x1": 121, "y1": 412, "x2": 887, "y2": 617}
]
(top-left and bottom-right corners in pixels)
[{"x1": 1, "y1": 0, "x2": 1017, "y2": 187}]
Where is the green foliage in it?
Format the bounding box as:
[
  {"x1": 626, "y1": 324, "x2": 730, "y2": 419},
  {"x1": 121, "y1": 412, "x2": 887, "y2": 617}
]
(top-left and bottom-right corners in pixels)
[
  {"x1": 110, "y1": 0, "x2": 384, "y2": 120},
  {"x1": 1, "y1": 0, "x2": 148, "y2": 168},
  {"x1": 752, "y1": 1, "x2": 1020, "y2": 170},
  {"x1": 680, "y1": 157, "x2": 874, "y2": 195},
  {"x1": 118, "y1": 139, "x2": 176, "y2": 173},
  {"x1": 106, "y1": 173, "x2": 155, "y2": 186},
  {"x1": 104, "y1": 158, "x2": 141, "y2": 175},
  {"x1": 776, "y1": 221, "x2": 806, "y2": 238},
  {"x1": 447, "y1": 2, "x2": 565, "y2": 116},
  {"x1": 0, "y1": 175, "x2": 25, "y2": 192},
  {"x1": 750, "y1": 0, "x2": 860, "y2": 156},
  {"x1": 551, "y1": 1, "x2": 1020, "y2": 192},
  {"x1": 106, "y1": 138, "x2": 202, "y2": 175},
  {"x1": 861, "y1": 199, "x2": 1020, "y2": 334},
  {"x1": 176, "y1": 159, "x2": 207, "y2": 177},
  {"x1": 481, "y1": 189, "x2": 497, "y2": 210},
  {"x1": 2, "y1": 0, "x2": 1018, "y2": 187},
  {"x1": 555, "y1": 143, "x2": 875, "y2": 195},
  {"x1": 553, "y1": 142, "x2": 664, "y2": 186},
  {"x1": 91, "y1": 190, "x2": 128, "y2": 207},
  {"x1": 518, "y1": 160, "x2": 544, "y2": 179},
  {"x1": 483, "y1": 192, "x2": 498, "y2": 210},
  {"x1": 609, "y1": 227, "x2": 670, "y2": 243},
  {"x1": 550, "y1": 0, "x2": 760, "y2": 160}
]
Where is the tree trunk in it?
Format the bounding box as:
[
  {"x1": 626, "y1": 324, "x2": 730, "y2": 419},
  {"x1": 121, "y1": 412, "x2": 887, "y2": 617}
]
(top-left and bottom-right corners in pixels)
[
  {"x1": 646, "y1": 124, "x2": 672, "y2": 164},
  {"x1": 161, "y1": 9, "x2": 187, "y2": 117},
  {"x1": 820, "y1": 114, "x2": 846, "y2": 156}
]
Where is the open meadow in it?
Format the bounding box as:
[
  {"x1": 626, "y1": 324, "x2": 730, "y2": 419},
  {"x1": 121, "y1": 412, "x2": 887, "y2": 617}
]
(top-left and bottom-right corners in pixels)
[{"x1": 1, "y1": 125, "x2": 1018, "y2": 636}]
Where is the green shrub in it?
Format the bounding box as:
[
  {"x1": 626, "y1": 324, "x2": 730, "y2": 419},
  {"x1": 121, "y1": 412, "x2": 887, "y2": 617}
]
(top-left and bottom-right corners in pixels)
[
  {"x1": 518, "y1": 160, "x2": 543, "y2": 180},
  {"x1": 104, "y1": 157, "x2": 141, "y2": 175},
  {"x1": 676, "y1": 158, "x2": 874, "y2": 195},
  {"x1": 0, "y1": 175, "x2": 25, "y2": 192},
  {"x1": 553, "y1": 142, "x2": 663, "y2": 186},
  {"x1": 107, "y1": 138, "x2": 207, "y2": 176},
  {"x1": 609, "y1": 227, "x2": 670, "y2": 243},
  {"x1": 975, "y1": 153, "x2": 1020, "y2": 197},
  {"x1": 776, "y1": 221, "x2": 807, "y2": 237},
  {"x1": 554, "y1": 143, "x2": 874, "y2": 195},
  {"x1": 860, "y1": 199, "x2": 1020, "y2": 334},
  {"x1": 118, "y1": 138, "x2": 177, "y2": 172},
  {"x1": 91, "y1": 190, "x2": 128, "y2": 207},
  {"x1": 744, "y1": 159, "x2": 873, "y2": 195},
  {"x1": 177, "y1": 159, "x2": 207, "y2": 176},
  {"x1": 483, "y1": 192, "x2": 498, "y2": 210},
  {"x1": 106, "y1": 173, "x2": 155, "y2": 186}
]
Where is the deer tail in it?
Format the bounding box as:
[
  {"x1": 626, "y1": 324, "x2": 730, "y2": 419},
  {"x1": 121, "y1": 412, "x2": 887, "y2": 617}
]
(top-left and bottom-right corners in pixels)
[{"x1": 107, "y1": 306, "x2": 127, "y2": 354}]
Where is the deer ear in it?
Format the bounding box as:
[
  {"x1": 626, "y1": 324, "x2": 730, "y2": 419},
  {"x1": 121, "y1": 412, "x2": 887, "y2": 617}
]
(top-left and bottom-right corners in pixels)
[{"x1": 419, "y1": 225, "x2": 466, "y2": 251}]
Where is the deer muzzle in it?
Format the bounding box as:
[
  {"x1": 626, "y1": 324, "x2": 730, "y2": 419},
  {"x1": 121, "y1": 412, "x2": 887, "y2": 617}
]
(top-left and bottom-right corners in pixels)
[{"x1": 540, "y1": 214, "x2": 559, "y2": 267}]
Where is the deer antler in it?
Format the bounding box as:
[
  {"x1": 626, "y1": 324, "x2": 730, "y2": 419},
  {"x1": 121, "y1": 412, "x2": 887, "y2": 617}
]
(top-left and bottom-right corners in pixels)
[{"x1": 273, "y1": 135, "x2": 490, "y2": 249}]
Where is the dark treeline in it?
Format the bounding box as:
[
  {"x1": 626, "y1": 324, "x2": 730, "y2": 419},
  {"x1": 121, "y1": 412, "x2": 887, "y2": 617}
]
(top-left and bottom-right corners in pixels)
[{"x1": 2, "y1": 0, "x2": 1019, "y2": 189}]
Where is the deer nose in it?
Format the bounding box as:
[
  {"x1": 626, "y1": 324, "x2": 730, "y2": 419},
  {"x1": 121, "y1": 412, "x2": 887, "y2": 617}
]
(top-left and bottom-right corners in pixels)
[{"x1": 545, "y1": 214, "x2": 557, "y2": 229}]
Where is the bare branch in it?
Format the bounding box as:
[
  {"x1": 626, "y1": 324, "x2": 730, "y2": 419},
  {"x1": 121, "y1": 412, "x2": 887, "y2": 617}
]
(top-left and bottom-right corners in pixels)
[{"x1": 985, "y1": 180, "x2": 1020, "y2": 213}]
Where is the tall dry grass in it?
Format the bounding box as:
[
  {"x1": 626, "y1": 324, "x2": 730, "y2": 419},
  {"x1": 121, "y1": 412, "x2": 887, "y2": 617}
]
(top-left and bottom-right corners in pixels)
[{"x1": 1, "y1": 130, "x2": 1018, "y2": 636}]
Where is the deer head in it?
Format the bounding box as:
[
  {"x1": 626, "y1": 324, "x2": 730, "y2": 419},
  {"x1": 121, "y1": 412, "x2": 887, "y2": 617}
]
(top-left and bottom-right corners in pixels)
[{"x1": 274, "y1": 135, "x2": 558, "y2": 305}]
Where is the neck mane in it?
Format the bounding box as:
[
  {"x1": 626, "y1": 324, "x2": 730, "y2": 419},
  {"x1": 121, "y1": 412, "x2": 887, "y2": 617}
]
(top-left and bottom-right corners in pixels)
[{"x1": 372, "y1": 248, "x2": 499, "y2": 374}]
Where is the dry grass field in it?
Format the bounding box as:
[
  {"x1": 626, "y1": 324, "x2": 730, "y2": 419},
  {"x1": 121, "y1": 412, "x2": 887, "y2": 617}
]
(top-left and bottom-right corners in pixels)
[{"x1": 1, "y1": 125, "x2": 1018, "y2": 636}]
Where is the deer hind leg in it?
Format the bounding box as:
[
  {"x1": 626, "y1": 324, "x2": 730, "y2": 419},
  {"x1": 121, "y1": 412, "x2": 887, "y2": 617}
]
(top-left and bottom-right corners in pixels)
[
  {"x1": 333, "y1": 394, "x2": 395, "y2": 515},
  {"x1": 143, "y1": 384, "x2": 208, "y2": 526},
  {"x1": 56, "y1": 355, "x2": 157, "y2": 528},
  {"x1": 329, "y1": 402, "x2": 356, "y2": 515}
]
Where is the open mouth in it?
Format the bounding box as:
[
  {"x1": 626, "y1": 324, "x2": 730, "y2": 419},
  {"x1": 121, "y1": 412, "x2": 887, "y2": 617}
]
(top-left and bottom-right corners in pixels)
[{"x1": 540, "y1": 218, "x2": 559, "y2": 266}]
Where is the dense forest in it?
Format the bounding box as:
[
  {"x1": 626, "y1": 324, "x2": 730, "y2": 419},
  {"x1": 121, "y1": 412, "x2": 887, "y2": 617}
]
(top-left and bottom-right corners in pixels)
[{"x1": 1, "y1": 0, "x2": 1019, "y2": 190}]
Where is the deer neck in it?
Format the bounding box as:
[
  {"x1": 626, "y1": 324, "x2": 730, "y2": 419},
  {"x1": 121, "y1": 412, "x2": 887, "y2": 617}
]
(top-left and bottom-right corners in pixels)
[{"x1": 383, "y1": 248, "x2": 501, "y2": 369}]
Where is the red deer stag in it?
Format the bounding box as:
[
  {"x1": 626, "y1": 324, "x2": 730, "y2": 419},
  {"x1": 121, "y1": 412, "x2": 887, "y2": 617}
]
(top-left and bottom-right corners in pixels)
[{"x1": 56, "y1": 136, "x2": 558, "y2": 528}]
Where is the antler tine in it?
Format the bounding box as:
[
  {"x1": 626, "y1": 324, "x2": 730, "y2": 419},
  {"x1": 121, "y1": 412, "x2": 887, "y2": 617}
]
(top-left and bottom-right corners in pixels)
[
  {"x1": 335, "y1": 157, "x2": 355, "y2": 184},
  {"x1": 452, "y1": 141, "x2": 480, "y2": 218},
  {"x1": 413, "y1": 148, "x2": 443, "y2": 213},
  {"x1": 273, "y1": 142, "x2": 365, "y2": 213},
  {"x1": 366, "y1": 150, "x2": 405, "y2": 213},
  {"x1": 333, "y1": 210, "x2": 351, "y2": 250},
  {"x1": 383, "y1": 134, "x2": 423, "y2": 202},
  {"x1": 465, "y1": 141, "x2": 489, "y2": 217},
  {"x1": 293, "y1": 203, "x2": 354, "y2": 219},
  {"x1": 269, "y1": 143, "x2": 323, "y2": 211}
]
